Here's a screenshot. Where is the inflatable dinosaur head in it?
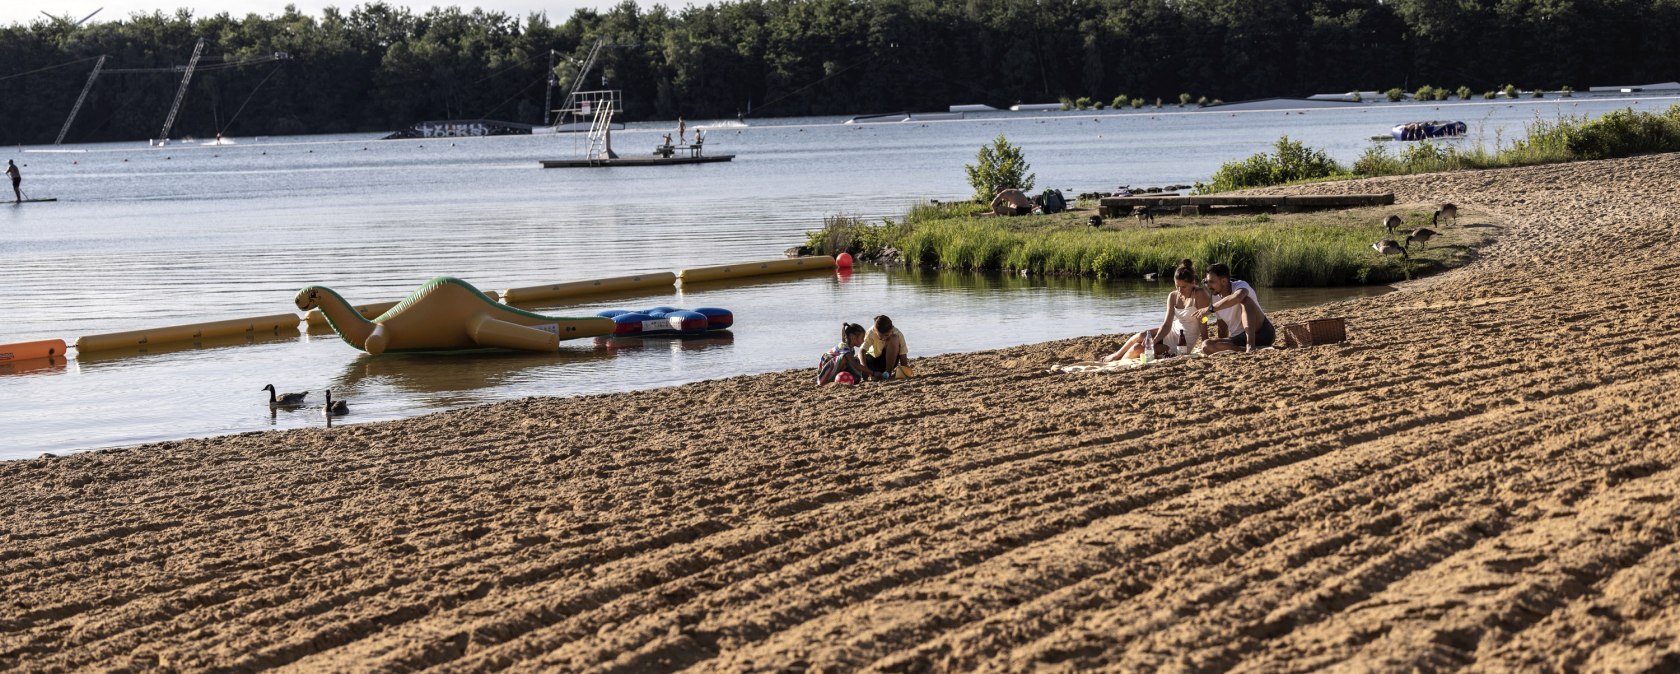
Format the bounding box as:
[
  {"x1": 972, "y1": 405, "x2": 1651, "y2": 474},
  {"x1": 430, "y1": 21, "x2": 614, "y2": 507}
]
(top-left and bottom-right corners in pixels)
[{"x1": 295, "y1": 286, "x2": 324, "y2": 311}]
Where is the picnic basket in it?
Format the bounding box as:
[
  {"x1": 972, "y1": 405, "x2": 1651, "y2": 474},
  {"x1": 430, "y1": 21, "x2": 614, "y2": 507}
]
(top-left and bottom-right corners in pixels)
[{"x1": 1281, "y1": 317, "x2": 1346, "y2": 348}]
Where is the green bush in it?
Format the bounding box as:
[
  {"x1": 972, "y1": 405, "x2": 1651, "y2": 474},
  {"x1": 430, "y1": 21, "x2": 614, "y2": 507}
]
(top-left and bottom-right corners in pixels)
[
  {"x1": 964, "y1": 134, "x2": 1036, "y2": 203},
  {"x1": 1198, "y1": 95, "x2": 1210, "y2": 106},
  {"x1": 1386, "y1": 87, "x2": 1404, "y2": 102},
  {"x1": 1532, "y1": 88, "x2": 1544, "y2": 98},
  {"x1": 1059, "y1": 96, "x2": 1074, "y2": 111},
  {"x1": 1560, "y1": 85, "x2": 1574, "y2": 98},
  {"x1": 1202, "y1": 136, "x2": 1345, "y2": 192},
  {"x1": 1112, "y1": 94, "x2": 1128, "y2": 108},
  {"x1": 1179, "y1": 93, "x2": 1192, "y2": 107},
  {"x1": 1483, "y1": 90, "x2": 1497, "y2": 99},
  {"x1": 1350, "y1": 91, "x2": 1362, "y2": 102},
  {"x1": 1457, "y1": 86, "x2": 1472, "y2": 100},
  {"x1": 1433, "y1": 88, "x2": 1449, "y2": 101},
  {"x1": 1415, "y1": 85, "x2": 1435, "y2": 101},
  {"x1": 1075, "y1": 96, "x2": 1093, "y2": 110},
  {"x1": 1131, "y1": 97, "x2": 1144, "y2": 109},
  {"x1": 1504, "y1": 83, "x2": 1519, "y2": 98}
]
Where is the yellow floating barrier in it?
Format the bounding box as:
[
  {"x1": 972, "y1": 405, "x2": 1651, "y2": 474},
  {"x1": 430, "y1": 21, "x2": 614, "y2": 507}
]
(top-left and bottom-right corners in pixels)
[
  {"x1": 502, "y1": 272, "x2": 677, "y2": 305},
  {"x1": 75, "y1": 314, "x2": 300, "y2": 353},
  {"x1": 677, "y1": 256, "x2": 837, "y2": 284},
  {"x1": 304, "y1": 291, "x2": 500, "y2": 326},
  {"x1": 1, "y1": 339, "x2": 67, "y2": 361}
]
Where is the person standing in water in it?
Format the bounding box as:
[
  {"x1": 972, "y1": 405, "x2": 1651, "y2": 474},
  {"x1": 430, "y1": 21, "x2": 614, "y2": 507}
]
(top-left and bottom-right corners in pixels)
[{"x1": 6, "y1": 160, "x2": 20, "y2": 203}]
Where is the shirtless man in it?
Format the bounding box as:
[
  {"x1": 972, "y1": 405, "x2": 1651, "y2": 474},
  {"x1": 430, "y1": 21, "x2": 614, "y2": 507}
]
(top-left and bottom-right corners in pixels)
[
  {"x1": 6, "y1": 160, "x2": 20, "y2": 203},
  {"x1": 989, "y1": 188, "x2": 1034, "y2": 216}
]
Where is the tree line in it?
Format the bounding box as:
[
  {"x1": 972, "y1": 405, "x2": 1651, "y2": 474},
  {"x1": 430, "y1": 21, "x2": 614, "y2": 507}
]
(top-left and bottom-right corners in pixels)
[{"x1": 3, "y1": 0, "x2": 1677, "y2": 145}]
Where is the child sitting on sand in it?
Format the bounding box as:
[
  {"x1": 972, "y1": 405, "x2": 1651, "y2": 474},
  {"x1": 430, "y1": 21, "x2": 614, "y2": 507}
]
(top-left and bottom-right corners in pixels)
[
  {"x1": 861, "y1": 315, "x2": 910, "y2": 376},
  {"x1": 817, "y1": 323, "x2": 881, "y2": 384}
]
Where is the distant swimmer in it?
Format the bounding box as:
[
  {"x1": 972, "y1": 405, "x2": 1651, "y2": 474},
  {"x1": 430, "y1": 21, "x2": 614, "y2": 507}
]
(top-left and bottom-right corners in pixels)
[{"x1": 6, "y1": 160, "x2": 19, "y2": 203}]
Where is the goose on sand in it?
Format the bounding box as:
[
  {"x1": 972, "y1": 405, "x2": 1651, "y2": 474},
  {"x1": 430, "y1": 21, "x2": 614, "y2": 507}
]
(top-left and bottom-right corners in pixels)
[{"x1": 1407, "y1": 227, "x2": 1439, "y2": 250}]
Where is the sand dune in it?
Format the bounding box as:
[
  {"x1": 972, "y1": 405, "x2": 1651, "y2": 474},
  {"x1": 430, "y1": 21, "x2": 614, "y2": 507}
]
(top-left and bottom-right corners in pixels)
[{"x1": 4, "y1": 154, "x2": 1679, "y2": 671}]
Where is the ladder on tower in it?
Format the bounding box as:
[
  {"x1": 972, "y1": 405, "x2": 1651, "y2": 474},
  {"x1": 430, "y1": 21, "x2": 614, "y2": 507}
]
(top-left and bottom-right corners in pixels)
[
  {"x1": 585, "y1": 99, "x2": 616, "y2": 163},
  {"x1": 155, "y1": 38, "x2": 206, "y2": 146},
  {"x1": 55, "y1": 55, "x2": 105, "y2": 145}
]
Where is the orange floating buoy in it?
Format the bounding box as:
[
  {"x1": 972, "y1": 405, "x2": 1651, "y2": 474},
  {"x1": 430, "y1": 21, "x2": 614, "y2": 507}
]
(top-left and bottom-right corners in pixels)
[
  {"x1": 0, "y1": 339, "x2": 67, "y2": 362},
  {"x1": 836, "y1": 252, "x2": 854, "y2": 268}
]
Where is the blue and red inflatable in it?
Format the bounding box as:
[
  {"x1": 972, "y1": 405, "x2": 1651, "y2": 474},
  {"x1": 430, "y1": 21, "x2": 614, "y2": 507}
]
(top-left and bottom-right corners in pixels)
[{"x1": 596, "y1": 307, "x2": 734, "y2": 336}]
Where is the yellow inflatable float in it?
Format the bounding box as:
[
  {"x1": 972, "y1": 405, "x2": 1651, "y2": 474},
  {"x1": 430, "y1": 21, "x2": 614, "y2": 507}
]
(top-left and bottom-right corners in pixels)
[{"x1": 297, "y1": 276, "x2": 613, "y2": 355}]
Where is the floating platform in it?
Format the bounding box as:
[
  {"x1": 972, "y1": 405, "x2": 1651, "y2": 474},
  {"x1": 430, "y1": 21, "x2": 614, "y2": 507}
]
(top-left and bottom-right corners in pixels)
[{"x1": 540, "y1": 155, "x2": 734, "y2": 168}]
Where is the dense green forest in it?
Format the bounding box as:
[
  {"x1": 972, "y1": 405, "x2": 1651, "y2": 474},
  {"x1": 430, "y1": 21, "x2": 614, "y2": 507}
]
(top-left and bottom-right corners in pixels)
[{"x1": 2, "y1": 0, "x2": 1677, "y2": 144}]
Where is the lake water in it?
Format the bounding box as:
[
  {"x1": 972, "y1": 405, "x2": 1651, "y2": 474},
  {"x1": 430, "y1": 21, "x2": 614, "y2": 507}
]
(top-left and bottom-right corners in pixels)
[{"x1": 2, "y1": 95, "x2": 1670, "y2": 457}]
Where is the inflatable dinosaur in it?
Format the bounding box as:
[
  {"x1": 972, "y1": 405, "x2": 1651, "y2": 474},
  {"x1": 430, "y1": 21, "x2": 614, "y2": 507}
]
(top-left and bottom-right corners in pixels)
[{"x1": 297, "y1": 276, "x2": 613, "y2": 355}]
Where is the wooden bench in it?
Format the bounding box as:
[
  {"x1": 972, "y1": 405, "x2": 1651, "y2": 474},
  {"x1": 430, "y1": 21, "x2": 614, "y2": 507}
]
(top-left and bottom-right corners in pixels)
[{"x1": 1100, "y1": 192, "x2": 1395, "y2": 218}]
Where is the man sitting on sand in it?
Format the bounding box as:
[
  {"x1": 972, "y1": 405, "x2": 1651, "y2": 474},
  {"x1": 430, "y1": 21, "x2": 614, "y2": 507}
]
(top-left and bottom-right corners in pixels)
[
  {"x1": 1198, "y1": 263, "x2": 1275, "y2": 352},
  {"x1": 988, "y1": 188, "x2": 1035, "y2": 216}
]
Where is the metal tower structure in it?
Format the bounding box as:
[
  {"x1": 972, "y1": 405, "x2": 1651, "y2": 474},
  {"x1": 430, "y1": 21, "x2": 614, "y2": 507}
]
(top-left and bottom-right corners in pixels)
[
  {"x1": 55, "y1": 55, "x2": 105, "y2": 145},
  {"x1": 155, "y1": 38, "x2": 206, "y2": 145}
]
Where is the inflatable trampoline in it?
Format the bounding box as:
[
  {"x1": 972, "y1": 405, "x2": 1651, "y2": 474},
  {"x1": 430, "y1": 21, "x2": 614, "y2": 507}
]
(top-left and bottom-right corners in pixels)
[{"x1": 597, "y1": 307, "x2": 734, "y2": 337}]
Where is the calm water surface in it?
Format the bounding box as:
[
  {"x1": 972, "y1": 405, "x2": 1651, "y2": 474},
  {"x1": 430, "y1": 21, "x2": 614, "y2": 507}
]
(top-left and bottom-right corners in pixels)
[{"x1": 2, "y1": 95, "x2": 1669, "y2": 456}]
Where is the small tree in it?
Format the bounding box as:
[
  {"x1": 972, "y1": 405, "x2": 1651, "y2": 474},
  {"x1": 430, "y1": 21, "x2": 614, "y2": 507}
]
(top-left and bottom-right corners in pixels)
[
  {"x1": 1112, "y1": 94, "x2": 1128, "y2": 108},
  {"x1": 1179, "y1": 93, "x2": 1192, "y2": 107},
  {"x1": 1456, "y1": 85, "x2": 1472, "y2": 100},
  {"x1": 1075, "y1": 96, "x2": 1093, "y2": 110},
  {"x1": 1415, "y1": 85, "x2": 1435, "y2": 101},
  {"x1": 1131, "y1": 97, "x2": 1144, "y2": 108},
  {"x1": 1386, "y1": 87, "x2": 1404, "y2": 102},
  {"x1": 1503, "y1": 83, "x2": 1518, "y2": 98},
  {"x1": 1059, "y1": 96, "x2": 1075, "y2": 111},
  {"x1": 965, "y1": 134, "x2": 1036, "y2": 203},
  {"x1": 1433, "y1": 88, "x2": 1449, "y2": 101}
]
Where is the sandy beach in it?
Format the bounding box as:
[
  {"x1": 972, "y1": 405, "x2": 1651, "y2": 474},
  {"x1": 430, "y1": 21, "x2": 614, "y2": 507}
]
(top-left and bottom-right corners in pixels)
[{"x1": 4, "y1": 153, "x2": 1679, "y2": 671}]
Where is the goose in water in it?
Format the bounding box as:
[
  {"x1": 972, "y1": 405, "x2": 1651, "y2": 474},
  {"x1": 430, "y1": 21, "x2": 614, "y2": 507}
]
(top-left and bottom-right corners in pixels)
[
  {"x1": 323, "y1": 389, "x2": 349, "y2": 416},
  {"x1": 1384, "y1": 214, "x2": 1404, "y2": 235},
  {"x1": 1433, "y1": 203, "x2": 1458, "y2": 227},
  {"x1": 263, "y1": 384, "x2": 308, "y2": 407},
  {"x1": 1407, "y1": 227, "x2": 1439, "y2": 250},
  {"x1": 1372, "y1": 239, "x2": 1409, "y2": 259}
]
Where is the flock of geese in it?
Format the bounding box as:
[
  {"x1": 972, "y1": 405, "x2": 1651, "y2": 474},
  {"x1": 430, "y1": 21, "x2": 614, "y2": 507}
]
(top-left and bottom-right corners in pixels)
[
  {"x1": 261, "y1": 384, "x2": 348, "y2": 417},
  {"x1": 1371, "y1": 203, "x2": 1457, "y2": 260}
]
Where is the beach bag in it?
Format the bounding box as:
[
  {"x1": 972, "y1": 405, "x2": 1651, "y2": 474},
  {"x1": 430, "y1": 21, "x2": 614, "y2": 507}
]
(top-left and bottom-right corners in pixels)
[
  {"x1": 816, "y1": 343, "x2": 855, "y2": 384},
  {"x1": 1040, "y1": 189, "x2": 1067, "y2": 214}
]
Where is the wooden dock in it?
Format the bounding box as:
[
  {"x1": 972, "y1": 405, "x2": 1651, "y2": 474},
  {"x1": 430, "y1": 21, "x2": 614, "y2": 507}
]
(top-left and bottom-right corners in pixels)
[
  {"x1": 540, "y1": 155, "x2": 735, "y2": 169},
  {"x1": 1100, "y1": 192, "x2": 1394, "y2": 217}
]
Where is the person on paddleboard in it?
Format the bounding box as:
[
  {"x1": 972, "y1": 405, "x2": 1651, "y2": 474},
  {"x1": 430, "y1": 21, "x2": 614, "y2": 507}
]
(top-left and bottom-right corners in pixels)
[{"x1": 6, "y1": 160, "x2": 20, "y2": 203}]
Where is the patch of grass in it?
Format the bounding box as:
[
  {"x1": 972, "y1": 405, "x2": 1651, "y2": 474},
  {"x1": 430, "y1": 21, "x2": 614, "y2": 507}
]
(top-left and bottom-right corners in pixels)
[
  {"x1": 1198, "y1": 136, "x2": 1345, "y2": 193},
  {"x1": 804, "y1": 204, "x2": 1497, "y2": 286}
]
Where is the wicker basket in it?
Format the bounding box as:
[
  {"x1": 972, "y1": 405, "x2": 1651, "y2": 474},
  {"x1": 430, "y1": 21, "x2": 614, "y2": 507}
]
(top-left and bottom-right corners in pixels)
[{"x1": 1281, "y1": 317, "x2": 1347, "y2": 348}]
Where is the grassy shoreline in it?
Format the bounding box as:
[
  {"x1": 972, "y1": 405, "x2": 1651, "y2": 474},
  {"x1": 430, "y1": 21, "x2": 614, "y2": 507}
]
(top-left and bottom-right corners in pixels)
[{"x1": 808, "y1": 203, "x2": 1494, "y2": 287}]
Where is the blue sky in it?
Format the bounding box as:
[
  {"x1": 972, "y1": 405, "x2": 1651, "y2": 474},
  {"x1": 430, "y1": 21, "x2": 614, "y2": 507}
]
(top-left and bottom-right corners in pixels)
[{"x1": 9, "y1": 1, "x2": 701, "y2": 27}]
